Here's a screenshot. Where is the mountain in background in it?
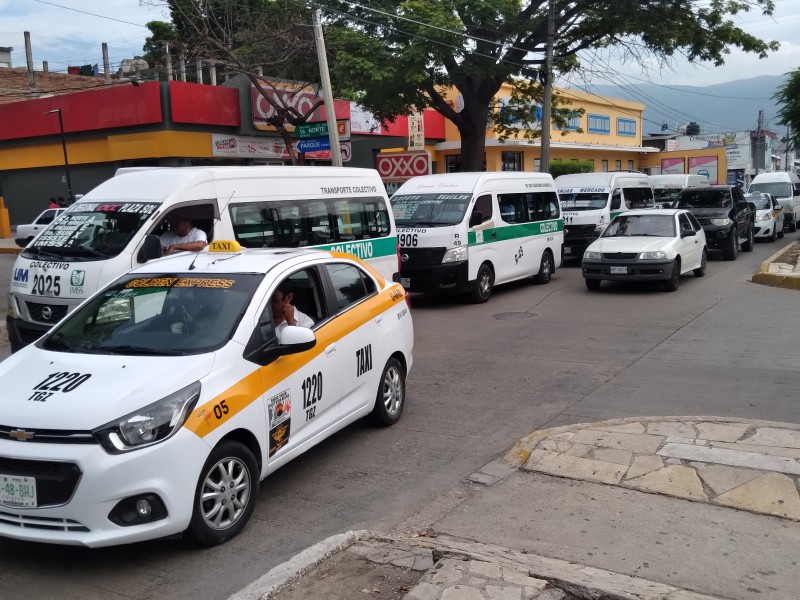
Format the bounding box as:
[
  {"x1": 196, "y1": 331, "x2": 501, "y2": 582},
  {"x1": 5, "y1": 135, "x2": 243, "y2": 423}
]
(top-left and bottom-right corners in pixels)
[{"x1": 572, "y1": 75, "x2": 788, "y2": 137}]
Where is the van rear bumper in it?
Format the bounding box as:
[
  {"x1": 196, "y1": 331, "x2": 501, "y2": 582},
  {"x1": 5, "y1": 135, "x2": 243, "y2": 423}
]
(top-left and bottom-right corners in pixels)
[{"x1": 399, "y1": 262, "x2": 470, "y2": 294}]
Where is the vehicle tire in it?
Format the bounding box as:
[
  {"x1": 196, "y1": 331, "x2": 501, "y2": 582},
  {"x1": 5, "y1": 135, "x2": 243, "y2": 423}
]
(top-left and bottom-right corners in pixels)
[
  {"x1": 789, "y1": 218, "x2": 797, "y2": 233},
  {"x1": 693, "y1": 249, "x2": 707, "y2": 277},
  {"x1": 663, "y1": 258, "x2": 681, "y2": 292},
  {"x1": 187, "y1": 441, "x2": 259, "y2": 546},
  {"x1": 742, "y1": 223, "x2": 755, "y2": 252},
  {"x1": 722, "y1": 227, "x2": 738, "y2": 261},
  {"x1": 533, "y1": 251, "x2": 553, "y2": 284},
  {"x1": 769, "y1": 226, "x2": 777, "y2": 243},
  {"x1": 585, "y1": 278, "x2": 601, "y2": 291},
  {"x1": 470, "y1": 263, "x2": 494, "y2": 303},
  {"x1": 778, "y1": 223, "x2": 785, "y2": 239},
  {"x1": 370, "y1": 357, "x2": 405, "y2": 426}
]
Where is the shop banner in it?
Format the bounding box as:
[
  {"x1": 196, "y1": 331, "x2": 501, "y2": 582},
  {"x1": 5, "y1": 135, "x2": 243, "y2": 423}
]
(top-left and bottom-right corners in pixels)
[
  {"x1": 661, "y1": 157, "x2": 685, "y2": 174},
  {"x1": 688, "y1": 155, "x2": 718, "y2": 184}
]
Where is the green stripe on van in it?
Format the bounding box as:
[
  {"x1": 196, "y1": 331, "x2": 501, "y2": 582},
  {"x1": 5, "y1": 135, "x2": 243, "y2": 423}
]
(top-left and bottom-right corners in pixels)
[
  {"x1": 316, "y1": 236, "x2": 397, "y2": 260},
  {"x1": 467, "y1": 219, "x2": 563, "y2": 246}
]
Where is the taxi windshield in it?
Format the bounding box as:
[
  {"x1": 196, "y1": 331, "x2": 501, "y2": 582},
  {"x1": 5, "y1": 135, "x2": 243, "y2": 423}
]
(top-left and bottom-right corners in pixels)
[
  {"x1": 559, "y1": 192, "x2": 608, "y2": 211},
  {"x1": 22, "y1": 202, "x2": 159, "y2": 261},
  {"x1": 391, "y1": 193, "x2": 472, "y2": 227},
  {"x1": 745, "y1": 194, "x2": 772, "y2": 210},
  {"x1": 40, "y1": 273, "x2": 263, "y2": 356},
  {"x1": 602, "y1": 214, "x2": 676, "y2": 237}
]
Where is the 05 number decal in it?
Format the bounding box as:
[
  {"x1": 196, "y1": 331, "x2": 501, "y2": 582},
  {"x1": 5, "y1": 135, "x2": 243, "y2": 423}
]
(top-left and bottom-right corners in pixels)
[
  {"x1": 398, "y1": 233, "x2": 418, "y2": 247},
  {"x1": 29, "y1": 371, "x2": 92, "y2": 402},
  {"x1": 31, "y1": 274, "x2": 61, "y2": 296},
  {"x1": 302, "y1": 371, "x2": 323, "y2": 421},
  {"x1": 213, "y1": 400, "x2": 230, "y2": 419}
]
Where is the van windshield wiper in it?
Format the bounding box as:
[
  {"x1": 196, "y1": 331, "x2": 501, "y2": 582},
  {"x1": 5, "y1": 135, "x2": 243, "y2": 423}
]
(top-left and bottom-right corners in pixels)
[
  {"x1": 96, "y1": 345, "x2": 186, "y2": 356},
  {"x1": 26, "y1": 246, "x2": 65, "y2": 260},
  {"x1": 42, "y1": 333, "x2": 78, "y2": 352}
]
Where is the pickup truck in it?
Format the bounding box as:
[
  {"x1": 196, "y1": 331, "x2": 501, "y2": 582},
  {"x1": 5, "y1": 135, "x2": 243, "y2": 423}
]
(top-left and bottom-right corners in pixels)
[
  {"x1": 14, "y1": 208, "x2": 66, "y2": 247},
  {"x1": 675, "y1": 185, "x2": 755, "y2": 261}
]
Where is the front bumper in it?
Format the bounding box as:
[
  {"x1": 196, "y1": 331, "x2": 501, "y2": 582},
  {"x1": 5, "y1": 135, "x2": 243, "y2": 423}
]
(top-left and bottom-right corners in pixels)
[
  {"x1": 700, "y1": 225, "x2": 733, "y2": 249},
  {"x1": 754, "y1": 221, "x2": 777, "y2": 238},
  {"x1": 0, "y1": 429, "x2": 210, "y2": 547},
  {"x1": 582, "y1": 259, "x2": 675, "y2": 282},
  {"x1": 399, "y1": 261, "x2": 471, "y2": 294}
]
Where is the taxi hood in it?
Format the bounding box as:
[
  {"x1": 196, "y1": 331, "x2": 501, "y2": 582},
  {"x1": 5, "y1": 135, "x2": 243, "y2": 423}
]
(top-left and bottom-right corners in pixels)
[{"x1": 0, "y1": 348, "x2": 216, "y2": 430}]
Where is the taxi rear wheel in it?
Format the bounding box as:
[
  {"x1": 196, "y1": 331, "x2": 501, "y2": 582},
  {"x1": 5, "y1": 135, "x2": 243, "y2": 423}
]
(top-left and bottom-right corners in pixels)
[
  {"x1": 187, "y1": 441, "x2": 259, "y2": 546},
  {"x1": 371, "y1": 358, "x2": 405, "y2": 426}
]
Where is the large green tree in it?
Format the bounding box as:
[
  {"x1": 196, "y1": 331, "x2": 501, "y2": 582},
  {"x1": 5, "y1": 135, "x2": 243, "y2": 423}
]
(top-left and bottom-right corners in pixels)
[
  {"x1": 775, "y1": 68, "x2": 800, "y2": 152},
  {"x1": 327, "y1": 0, "x2": 779, "y2": 171},
  {"x1": 142, "y1": 20, "x2": 178, "y2": 80}
]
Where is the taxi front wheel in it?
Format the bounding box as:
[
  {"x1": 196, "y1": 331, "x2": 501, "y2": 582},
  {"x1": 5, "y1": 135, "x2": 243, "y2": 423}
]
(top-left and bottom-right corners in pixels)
[
  {"x1": 371, "y1": 358, "x2": 406, "y2": 426},
  {"x1": 187, "y1": 441, "x2": 259, "y2": 546}
]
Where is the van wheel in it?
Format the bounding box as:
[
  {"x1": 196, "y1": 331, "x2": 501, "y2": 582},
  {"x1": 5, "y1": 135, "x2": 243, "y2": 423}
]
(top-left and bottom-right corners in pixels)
[
  {"x1": 585, "y1": 278, "x2": 601, "y2": 291},
  {"x1": 186, "y1": 441, "x2": 259, "y2": 546},
  {"x1": 722, "y1": 227, "x2": 738, "y2": 261},
  {"x1": 789, "y1": 219, "x2": 797, "y2": 233},
  {"x1": 742, "y1": 224, "x2": 755, "y2": 252},
  {"x1": 533, "y1": 251, "x2": 553, "y2": 284},
  {"x1": 470, "y1": 263, "x2": 494, "y2": 303},
  {"x1": 370, "y1": 357, "x2": 405, "y2": 426}
]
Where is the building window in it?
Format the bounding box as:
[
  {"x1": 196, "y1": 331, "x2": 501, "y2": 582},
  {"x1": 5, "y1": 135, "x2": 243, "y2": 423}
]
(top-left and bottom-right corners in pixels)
[
  {"x1": 601, "y1": 160, "x2": 609, "y2": 172},
  {"x1": 556, "y1": 111, "x2": 581, "y2": 131},
  {"x1": 534, "y1": 158, "x2": 541, "y2": 172},
  {"x1": 588, "y1": 114, "x2": 611, "y2": 135},
  {"x1": 615, "y1": 160, "x2": 622, "y2": 170},
  {"x1": 617, "y1": 118, "x2": 637, "y2": 137},
  {"x1": 446, "y1": 155, "x2": 461, "y2": 173},
  {"x1": 502, "y1": 152, "x2": 523, "y2": 172},
  {"x1": 628, "y1": 160, "x2": 635, "y2": 170}
]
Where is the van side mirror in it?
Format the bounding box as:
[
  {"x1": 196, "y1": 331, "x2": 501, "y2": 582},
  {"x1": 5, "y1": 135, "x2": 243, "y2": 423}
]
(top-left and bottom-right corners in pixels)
[
  {"x1": 469, "y1": 210, "x2": 483, "y2": 227},
  {"x1": 244, "y1": 326, "x2": 316, "y2": 366},
  {"x1": 137, "y1": 234, "x2": 163, "y2": 263},
  {"x1": 610, "y1": 196, "x2": 621, "y2": 210}
]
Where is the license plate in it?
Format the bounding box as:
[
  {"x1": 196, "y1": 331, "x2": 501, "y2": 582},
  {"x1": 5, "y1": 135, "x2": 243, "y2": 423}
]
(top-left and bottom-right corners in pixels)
[
  {"x1": 610, "y1": 266, "x2": 627, "y2": 275},
  {"x1": 400, "y1": 277, "x2": 410, "y2": 289},
  {"x1": 564, "y1": 247, "x2": 572, "y2": 255},
  {"x1": 0, "y1": 474, "x2": 37, "y2": 508}
]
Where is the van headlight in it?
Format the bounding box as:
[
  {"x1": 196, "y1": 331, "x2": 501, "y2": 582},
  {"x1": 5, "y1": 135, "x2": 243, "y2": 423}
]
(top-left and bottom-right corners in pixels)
[
  {"x1": 7, "y1": 294, "x2": 19, "y2": 320},
  {"x1": 639, "y1": 251, "x2": 667, "y2": 260},
  {"x1": 584, "y1": 250, "x2": 602, "y2": 260},
  {"x1": 93, "y1": 381, "x2": 201, "y2": 453},
  {"x1": 711, "y1": 218, "x2": 731, "y2": 226},
  {"x1": 442, "y1": 246, "x2": 468, "y2": 264}
]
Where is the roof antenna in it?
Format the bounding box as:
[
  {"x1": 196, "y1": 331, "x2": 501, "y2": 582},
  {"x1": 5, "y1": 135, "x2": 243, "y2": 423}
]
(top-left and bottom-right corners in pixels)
[{"x1": 188, "y1": 190, "x2": 236, "y2": 271}]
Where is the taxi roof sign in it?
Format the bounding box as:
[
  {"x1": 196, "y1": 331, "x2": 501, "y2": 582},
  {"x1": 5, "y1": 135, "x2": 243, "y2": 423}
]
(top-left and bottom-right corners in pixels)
[{"x1": 208, "y1": 240, "x2": 242, "y2": 253}]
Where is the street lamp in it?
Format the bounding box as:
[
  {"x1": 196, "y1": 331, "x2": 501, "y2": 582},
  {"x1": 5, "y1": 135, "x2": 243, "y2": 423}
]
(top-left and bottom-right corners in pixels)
[{"x1": 44, "y1": 108, "x2": 73, "y2": 204}]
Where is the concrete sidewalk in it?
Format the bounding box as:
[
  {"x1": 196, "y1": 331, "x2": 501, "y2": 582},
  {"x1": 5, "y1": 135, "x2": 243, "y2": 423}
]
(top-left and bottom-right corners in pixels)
[
  {"x1": 0, "y1": 237, "x2": 22, "y2": 255},
  {"x1": 239, "y1": 416, "x2": 800, "y2": 600},
  {"x1": 751, "y1": 241, "x2": 800, "y2": 289}
]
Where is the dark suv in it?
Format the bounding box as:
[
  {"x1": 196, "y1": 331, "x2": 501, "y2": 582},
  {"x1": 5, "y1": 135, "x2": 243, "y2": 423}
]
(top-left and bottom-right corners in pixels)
[{"x1": 675, "y1": 186, "x2": 755, "y2": 260}]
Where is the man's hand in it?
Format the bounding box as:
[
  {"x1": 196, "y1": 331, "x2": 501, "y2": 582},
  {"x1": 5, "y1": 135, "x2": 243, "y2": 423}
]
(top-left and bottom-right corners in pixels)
[{"x1": 282, "y1": 302, "x2": 297, "y2": 326}]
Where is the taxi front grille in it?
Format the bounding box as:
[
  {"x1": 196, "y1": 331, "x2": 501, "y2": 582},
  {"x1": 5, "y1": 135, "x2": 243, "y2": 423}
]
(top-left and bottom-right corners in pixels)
[
  {"x1": 0, "y1": 424, "x2": 95, "y2": 444},
  {"x1": 0, "y1": 457, "x2": 82, "y2": 507},
  {"x1": 25, "y1": 301, "x2": 68, "y2": 324},
  {"x1": 0, "y1": 511, "x2": 89, "y2": 532}
]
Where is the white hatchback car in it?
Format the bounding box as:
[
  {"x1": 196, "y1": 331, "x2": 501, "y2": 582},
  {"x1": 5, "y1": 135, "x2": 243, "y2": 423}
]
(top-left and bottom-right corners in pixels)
[
  {"x1": 14, "y1": 208, "x2": 66, "y2": 247},
  {"x1": 745, "y1": 192, "x2": 785, "y2": 242},
  {"x1": 582, "y1": 209, "x2": 708, "y2": 292},
  {"x1": 0, "y1": 242, "x2": 413, "y2": 547}
]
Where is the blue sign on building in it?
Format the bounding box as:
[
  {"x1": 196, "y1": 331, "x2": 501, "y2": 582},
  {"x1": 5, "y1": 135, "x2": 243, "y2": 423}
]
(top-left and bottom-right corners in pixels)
[{"x1": 297, "y1": 137, "x2": 331, "y2": 152}]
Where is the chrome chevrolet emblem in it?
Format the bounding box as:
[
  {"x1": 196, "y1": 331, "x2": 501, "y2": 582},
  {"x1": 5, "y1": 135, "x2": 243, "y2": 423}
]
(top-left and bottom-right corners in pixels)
[{"x1": 9, "y1": 429, "x2": 35, "y2": 441}]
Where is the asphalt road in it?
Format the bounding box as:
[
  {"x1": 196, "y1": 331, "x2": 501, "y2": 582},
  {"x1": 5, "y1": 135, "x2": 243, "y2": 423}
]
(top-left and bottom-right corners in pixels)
[{"x1": 0, "y1": 237, "x2": 798, "y2": 600}]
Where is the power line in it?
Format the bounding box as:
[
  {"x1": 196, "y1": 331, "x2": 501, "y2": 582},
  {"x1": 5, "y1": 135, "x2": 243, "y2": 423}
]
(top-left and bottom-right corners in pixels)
[{"x1": 30, "y1": 0, "x2": 150, "y2": 28}]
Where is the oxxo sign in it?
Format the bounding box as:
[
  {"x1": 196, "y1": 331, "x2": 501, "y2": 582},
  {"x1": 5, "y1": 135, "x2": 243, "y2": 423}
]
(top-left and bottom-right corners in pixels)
[
  {"x1": 251, "y1": 87, "x2": 321, "y2": 125},
  {"x1": 376, "y1": 151, "x2": 432, "y2": 182}
]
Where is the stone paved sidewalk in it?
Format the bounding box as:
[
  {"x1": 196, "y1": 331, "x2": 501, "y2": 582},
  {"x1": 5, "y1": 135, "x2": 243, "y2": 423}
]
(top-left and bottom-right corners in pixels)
[
  {"x1": 751, "y1": 241, "x2": 800, "y2": 289},
  {"x1": 505, "y1": 416, "x2": 800, "y2": 521}
]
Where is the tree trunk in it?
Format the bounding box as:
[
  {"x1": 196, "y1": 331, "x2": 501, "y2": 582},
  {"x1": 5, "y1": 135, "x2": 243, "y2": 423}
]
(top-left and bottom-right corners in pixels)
[{"x1": 457, "y1": 101, "x2": 490, "y2": 172}]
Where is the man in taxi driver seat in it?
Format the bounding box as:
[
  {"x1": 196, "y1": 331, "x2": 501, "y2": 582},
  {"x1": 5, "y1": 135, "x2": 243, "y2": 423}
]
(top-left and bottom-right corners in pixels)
[{"x1": 271, "y1": 280, "x2": 314, "y2": 338}]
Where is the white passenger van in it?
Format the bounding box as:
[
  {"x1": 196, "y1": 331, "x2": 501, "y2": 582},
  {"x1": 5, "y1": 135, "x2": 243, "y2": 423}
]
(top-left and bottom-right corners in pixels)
[
  {"x1": 649, "y1": 174, "x2": 708, "y2": 209},
  {"x1": 7, "y1": 166, "x2": 397, "y2": 352},
  {"x1": 391, "y1": 172, "x2": 563, "y2": 303},
  {"x1": 555, "y1": 172, "x2": 654, "y2": 258},
  {"x1": 748, "y1": 171, "x2": 800, "y2": 232}
]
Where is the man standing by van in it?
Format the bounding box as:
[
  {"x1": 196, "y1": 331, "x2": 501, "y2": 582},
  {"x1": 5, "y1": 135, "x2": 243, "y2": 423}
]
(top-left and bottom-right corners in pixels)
[{"x1": 160, "y1": 214, "x2": 208, "y2": 254}]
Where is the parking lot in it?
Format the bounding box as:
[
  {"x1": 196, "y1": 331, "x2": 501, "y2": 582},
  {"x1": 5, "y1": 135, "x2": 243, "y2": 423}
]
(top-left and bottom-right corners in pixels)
[{"x1": 1, "y1": 238, "x2": 799, "y2": 600}]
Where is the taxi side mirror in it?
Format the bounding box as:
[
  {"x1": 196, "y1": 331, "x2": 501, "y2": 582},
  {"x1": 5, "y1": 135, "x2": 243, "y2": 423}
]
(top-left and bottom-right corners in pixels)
[
  {"x1": 681, "y1": 228, "x2": 696, "y2": 238},
  {"x1": 138, "y1": 235, "x2": 163, "y2": 263},
  {"x1": 244, "y1": 326, "x2": 316, "y2": 366}
]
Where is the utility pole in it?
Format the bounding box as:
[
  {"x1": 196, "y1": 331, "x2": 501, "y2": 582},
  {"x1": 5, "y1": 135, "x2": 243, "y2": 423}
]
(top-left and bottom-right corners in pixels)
[
  {"x1": 786, "y1": 125, "x2": 791, "y2": 172},
  {"x1": 539, "y1": 0, "x2": 556, "y2": 173},
  {"x1": 312, "y1": 9, "x2": 342, "y2": 167},
  {"x1": 45, "y1": 109, "x2": 74, "y2": 203},
  {"x1": 755, "y1": 108, "x2": 764, "y2": 176},
  {"x1": 102, "y1": 43, "x2": 111, "y2": 83}
]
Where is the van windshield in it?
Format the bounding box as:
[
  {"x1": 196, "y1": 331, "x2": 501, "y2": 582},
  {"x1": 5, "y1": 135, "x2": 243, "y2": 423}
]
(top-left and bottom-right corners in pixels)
[
  {"x1": 653, "y1": 188, "x2": 681, "y2": 207},
  {"x1": 22, "y1": 202, "x2": 159, "y2": 261},
  {"x1": 749, "y1": 182, "x2": 792, "y2": 199},
  {"x1": 391, "y1": 193, "x2": 472, "y2": 226},
  {"x1": 559, "y1": 192, "x2": 608, "y2": 211}
]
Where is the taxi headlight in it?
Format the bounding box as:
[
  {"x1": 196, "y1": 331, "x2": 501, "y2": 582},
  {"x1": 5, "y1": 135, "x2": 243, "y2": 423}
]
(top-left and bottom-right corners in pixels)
[
  {"x1": 93, "y1": 381, "x2": 201, "y2": 454},
  {"x1": 757, "y1": 212, "x2": 771, "y2": 222},
  {"x1": 442, "y1": 246, "x2": 468, "y2": 264},
  {"x1": 7, "y1": 294, "x2": 19, "y2": 320},
  {"x1": 639, "y1": 251, "x2": 668, "y2": 260},
  {"x1": 584, "y1": 250, "x2": 601, "y2": 260},
  {"x1": 711, "y1": 218, "x2": 731, "y2": 226}
]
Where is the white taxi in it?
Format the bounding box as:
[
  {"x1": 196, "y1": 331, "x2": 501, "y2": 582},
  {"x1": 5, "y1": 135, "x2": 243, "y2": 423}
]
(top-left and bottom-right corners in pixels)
[{"x1": 0, "y1": 242, "x2": 413, "y2": 547}]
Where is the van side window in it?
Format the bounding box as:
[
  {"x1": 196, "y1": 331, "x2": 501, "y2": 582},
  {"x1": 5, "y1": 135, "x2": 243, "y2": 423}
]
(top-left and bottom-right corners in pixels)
[
  {"x1": 497, "y1": 193, "x2": 528, "y2": 223},
  {"x1": 324, "y1": 263, "x2": 377, "y2": 312},
  {"x1": 525, "y1": 192, "x2": 560, "y2": 221},
  {"x1": 472, "y1": 195, "x2": 493, "y2": 223}
]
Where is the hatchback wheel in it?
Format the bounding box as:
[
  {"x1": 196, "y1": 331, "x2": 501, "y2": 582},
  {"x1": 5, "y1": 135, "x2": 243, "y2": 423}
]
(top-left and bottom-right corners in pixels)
[
  {"x1": 370, "y1": 357, "x2": 406, "y2": 426},
  {"x1": 187, "y1": 441, "x2": 258, "y2": 546},
  {"x1": 663, "y1": 258, "x2": 681, "y2": 292},
  {"x1": 693, "y1": 249, "x2": 707, "y2": 277}
]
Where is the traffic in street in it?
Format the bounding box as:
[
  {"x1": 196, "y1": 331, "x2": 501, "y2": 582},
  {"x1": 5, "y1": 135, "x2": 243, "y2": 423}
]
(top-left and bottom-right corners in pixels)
[{"x1": 0, "y1": 230, "x2": 798, "y2": 599}]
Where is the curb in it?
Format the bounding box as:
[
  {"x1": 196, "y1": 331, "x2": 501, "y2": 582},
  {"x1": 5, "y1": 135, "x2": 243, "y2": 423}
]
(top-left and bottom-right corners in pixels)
[
  {"x1": 0, "y1": 246, "x2": 22, "y2": 255},
  {"x1": 227, "y1": 530, "x2": 370, "y2": 600},
  {"x1": 751, "y1": 240, "x2": 800, "y2": 289},
  {"x1": 503, "y1": 415, "x2": 800, "y2": 469}
]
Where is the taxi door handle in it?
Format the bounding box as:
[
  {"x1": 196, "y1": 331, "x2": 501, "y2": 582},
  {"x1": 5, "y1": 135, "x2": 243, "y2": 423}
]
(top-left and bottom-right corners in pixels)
[
  {"x1": 374, "y1": 315, "x2": 383, "y2": 326},
  {"x1": 324, "y1": 343, "x2": 337, "y2": 357}
]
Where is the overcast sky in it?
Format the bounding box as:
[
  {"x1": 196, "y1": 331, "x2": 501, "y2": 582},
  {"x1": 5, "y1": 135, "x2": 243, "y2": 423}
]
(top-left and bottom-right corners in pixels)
[{"x1": 1, "y1": 0, "x2": 798, "y2": 86}]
